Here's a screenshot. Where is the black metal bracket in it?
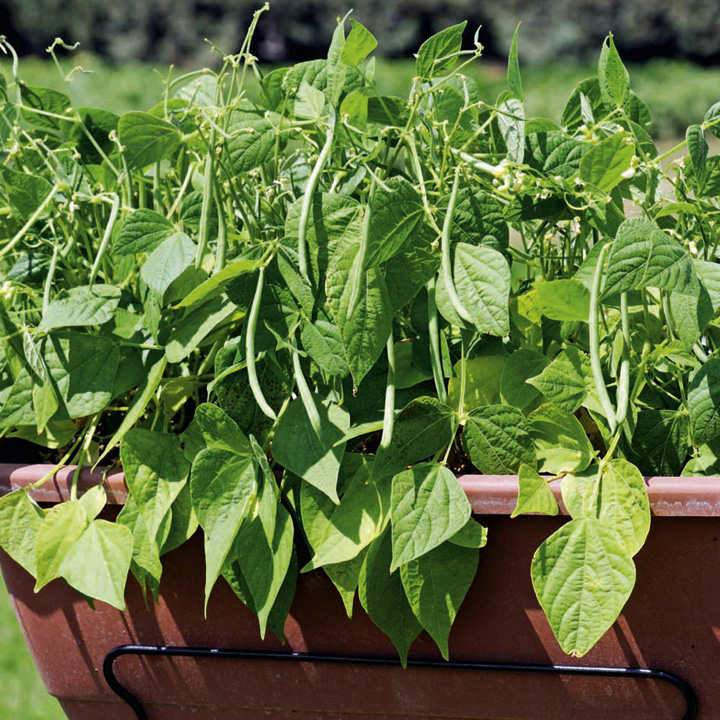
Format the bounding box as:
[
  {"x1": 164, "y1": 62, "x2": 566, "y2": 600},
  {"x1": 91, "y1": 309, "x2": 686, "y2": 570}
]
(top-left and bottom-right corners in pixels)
[{"x1": 103, "y1": 644, "x2": 699, "y2": 720}]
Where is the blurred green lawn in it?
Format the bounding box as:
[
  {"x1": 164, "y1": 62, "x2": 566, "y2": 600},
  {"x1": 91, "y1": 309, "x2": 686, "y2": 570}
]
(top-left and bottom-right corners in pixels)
[
  {"x1": 0, "y1": 583, "x2": 64, "y2": 720},
  {"x1": 3, "y1": 53, "x2": 720, "y2": 138}
]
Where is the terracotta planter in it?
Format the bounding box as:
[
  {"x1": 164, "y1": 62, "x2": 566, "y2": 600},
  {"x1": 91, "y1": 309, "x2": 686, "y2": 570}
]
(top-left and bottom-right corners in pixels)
[{"x1": 1, "y1": 463, "x2": 718, "y2": 720}]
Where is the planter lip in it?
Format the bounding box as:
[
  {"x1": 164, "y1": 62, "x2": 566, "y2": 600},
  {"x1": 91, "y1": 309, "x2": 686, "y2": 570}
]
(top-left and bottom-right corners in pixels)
[{"x1": 0, "y1": 462, "x2": 719, "y2": 516}]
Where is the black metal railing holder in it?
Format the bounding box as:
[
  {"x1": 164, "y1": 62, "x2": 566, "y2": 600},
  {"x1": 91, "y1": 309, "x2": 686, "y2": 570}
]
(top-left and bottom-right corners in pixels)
[{"x1": 103, "y1": 644, "x2": 699, "y2": 720}]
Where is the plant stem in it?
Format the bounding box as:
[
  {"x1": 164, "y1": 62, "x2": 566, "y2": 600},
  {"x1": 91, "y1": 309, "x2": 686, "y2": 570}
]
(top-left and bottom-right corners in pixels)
[
  {"x1": 0, "y1": 183, "x2": 59, "y2": 260},
  {"x1": 42, "y1": 243, "x2": 59, "y2": 314}
]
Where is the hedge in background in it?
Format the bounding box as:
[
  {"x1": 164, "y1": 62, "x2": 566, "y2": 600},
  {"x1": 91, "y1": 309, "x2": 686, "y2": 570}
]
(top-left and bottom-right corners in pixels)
[{"x1": 5, "y1": 0, "x2": 720, "y2": 66}]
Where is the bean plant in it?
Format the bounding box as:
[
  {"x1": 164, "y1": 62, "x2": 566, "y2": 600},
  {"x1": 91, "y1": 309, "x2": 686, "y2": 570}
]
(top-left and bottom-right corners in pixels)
[{"x1": 1, "y1": 7, "x2": 720, "y2": 660}]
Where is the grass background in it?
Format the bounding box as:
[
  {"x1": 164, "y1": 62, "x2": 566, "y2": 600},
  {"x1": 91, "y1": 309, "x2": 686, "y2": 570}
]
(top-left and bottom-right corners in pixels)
[
  {"x1": 0, "y1": 583, "x2": 64, "y2": 719},
  {"x1": 3, "y1": 55, "x2": 720, "y2": 139}
]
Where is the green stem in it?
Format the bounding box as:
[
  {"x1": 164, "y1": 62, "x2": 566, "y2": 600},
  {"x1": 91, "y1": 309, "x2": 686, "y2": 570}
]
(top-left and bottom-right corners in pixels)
[
  {"x1": 0, "y1": 183, "x2": 59, "y2": 260},
  {"x1": 42, "y1": 243, "x2": 59, "y2": 314},
  {"x1": 589, "y1": 244, "x2": 617, "y2": 434}
]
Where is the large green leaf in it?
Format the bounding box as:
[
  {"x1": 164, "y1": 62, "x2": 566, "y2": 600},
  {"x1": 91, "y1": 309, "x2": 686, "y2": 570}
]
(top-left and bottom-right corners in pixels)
[
  {"x1": 96, "y1": 354, "x2": 167, "y2": 464},
  {"x1": 288, "y1": 192, "x2": 363, "y2": 296},
  {"x1": 669, "y1": 276, "x2": 714, "y2": 348},
  {"x1": 390, "y1": 463, "x2": 470, "y2": 571},
  {"x1": 42, "y1": 333, "x2": 120, "y2": 419},
  {"x1": 35, "y1": 500, "x2": 88, "y2": 591},
  {"x1": 688, "y1": 358, "x2": 720, "y2": 446},
  {"x1": 140, "y1": 233, "x2": 196, "y2": 299},
  {"x1": 41, "y1": 285, "x2": 121, "y2": 330},
  {"x1": 190, "y1": 448, "x2": 257, "y2": 609},
  {"x1": 118, "y1": 111, "x2": 182, "y2": 169},
  {"x1": 453, "y1": 243, "x2": 510, "y2": 336},
  {"x1": 302, "y1": 468, "x2": 389, "y2": 571},
  {"x1": 463, "y1": 405, "x2": 535, "y2": 474},
  {"x1": 358, "y1": 529, "x2": 422, "y2": 666},
  {"x1": 176, "y1": 257, "x2": 260, "y2": 309},
  {"x1": 580, "y1": 134, "x2": 634, "y2": 193},
  {"x1": 416, "y1": 22, "x2": 467, "y2": 79},
  {"x1": 227, "y1": 117, "x2": 276, "y2": 172},
  {"x1": 193, "y1": 402, "x2": 251, "y2": 456},
  {"x1": 529, "y1": 404, "x2": 595, "y2": 474},
  {"x1": 531, "y1": 518, "x2": 636, "y2": 657},
  {"x1": 337, "y1": 266, "x2": 393, "y2": 387},
  {"x1": 593, "y1": 459, "x2": 650, "y2": 556},
  {"x1": 60, "y1": 520, "x2": 133, "y2": 610},
  {"x1": 273, "y1": 398, "x2": 349, "y2": 503},
  {"x1": 118, "y1": 429, "x2": 189, "y2": 590},
  {"x1": 0, "y1": 167, "x2": 53, "y2": 220},
  {"x1": 231, "y1": 503, "x2": 294, "y2": 638},
  {"x1": 113, "y1": 209, "x2": 174, "y2": 256},
  {"x1": 499, "y1": 349, "x2": 547, "y2": 411},
  {"x1": 375, "y1": 397, "x2": 455, "y2": 478},
  {"x1": 631, "y1": 409, "x2": 689, "y2": 476},
  {"x1": 165, "y1": 297, "x2": 237, "y2": 363},
  {"x1": 527, "y1": 347, "x2": 591, "y2": 413},
  {"x1": 603, "y1": 218, "x2": 693, "y2": 297},
  {"x1": 511, "y1": 464, "x2": 559, "y2": 518},
  {"x1": 447, "y1": 354, "x2": 506, "y2": 410},
  {"x1": 400, "y1": 541, "x2": 478, "y2": 660},
  {"x1": 342, "y1": 20, "x2": 377, "y2": 65},
  {"x1": 534, "y1": 279, "x2": 589, "y2": 323},
  {"x1": 301, "y1": 317, "x2": 349, "y2": 377},
  {"x1": 366, "y1": 177, "x2": 426, "y2": 267},
  {"x1": 0, "y1": 491, "x2": 44, "y2": 577},
  {"x1": 598, "y1": 35, "x2": 629, "y2": 107}
]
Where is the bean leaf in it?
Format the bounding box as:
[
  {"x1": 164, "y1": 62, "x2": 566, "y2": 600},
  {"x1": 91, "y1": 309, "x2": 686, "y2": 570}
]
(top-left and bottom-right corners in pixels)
[
  {"x1": 272, "y1": 398, "x2": 349, "y2": 503},
  {"x1": 603, "y1": 218, "x2": 694, "y2": 298},
  {"x1": 114, "y1": 209, "x2": 174, "y2": 256},
  {"x1": 463, "y1": 405, "x2": 535, "y2": 474},
  {"x1": 531, "y1": 518, "x2": 635, "y2": 657},
  {"x1": 416, "y1": 22, "x2": 467, "y2": 79},
  {"x1": 359, "y1": 529, "x2": 422, "y2": 666},
  {"x1": 60, "y1": 520, "x2": 133, "y2": 610},
  {"x1": 41, "y1": 285, "x2": 121, "y2": 330},
  {"x1": 390, "y1": 463, "x2": 470, "y2": 571},
  {"x1": 118, "y1": 111, "x2": 182, "y2": 169},
  {"x1": 400, "y1": 541, "x2": 478, "y2": 659},
  {"x1": 453, "y1": 243, "x2": 510, "y2": 336},
  {"x1": 511, "y1": 464, "x2": 559, "y2": 518}
]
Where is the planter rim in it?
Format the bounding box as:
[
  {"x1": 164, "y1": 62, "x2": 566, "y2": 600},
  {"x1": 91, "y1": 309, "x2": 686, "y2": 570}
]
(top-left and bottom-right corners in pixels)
[{"x1": 0, "y1": 463, "x2": 718, "y2": 516}]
